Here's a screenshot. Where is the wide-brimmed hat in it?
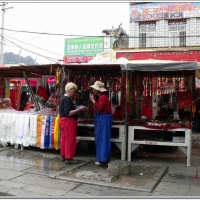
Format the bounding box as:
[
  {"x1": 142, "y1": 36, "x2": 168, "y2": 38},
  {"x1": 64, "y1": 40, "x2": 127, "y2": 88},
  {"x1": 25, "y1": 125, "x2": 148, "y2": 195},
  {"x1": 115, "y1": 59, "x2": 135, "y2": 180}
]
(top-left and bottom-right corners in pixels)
[{"x1": 90, "y1": 81, "x2": 107, "y2": 92}]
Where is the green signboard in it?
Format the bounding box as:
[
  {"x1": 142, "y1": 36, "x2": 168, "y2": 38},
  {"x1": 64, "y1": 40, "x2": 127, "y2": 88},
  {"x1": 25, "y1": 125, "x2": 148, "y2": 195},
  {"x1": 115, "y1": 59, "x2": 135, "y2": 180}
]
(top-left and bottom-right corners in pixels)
[{"x1": 64, "y1": 37, "x2": 112, "y2": 56}]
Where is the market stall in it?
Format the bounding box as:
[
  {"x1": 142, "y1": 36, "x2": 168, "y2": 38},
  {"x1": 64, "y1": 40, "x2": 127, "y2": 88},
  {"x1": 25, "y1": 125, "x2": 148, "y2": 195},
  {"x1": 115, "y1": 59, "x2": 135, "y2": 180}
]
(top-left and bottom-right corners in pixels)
[
  {"x1": 0, "y1": 64, "x2": 61, "y2": 149},
  {"x1": 120, "y1": 59, "x2": 200, "y2": 166},
  {"x1": 0, "y1": 62, "x2": 129, "y2": 160},
  {"x1": 62, "y1": 63, "x2": 128, "y2": 160}
]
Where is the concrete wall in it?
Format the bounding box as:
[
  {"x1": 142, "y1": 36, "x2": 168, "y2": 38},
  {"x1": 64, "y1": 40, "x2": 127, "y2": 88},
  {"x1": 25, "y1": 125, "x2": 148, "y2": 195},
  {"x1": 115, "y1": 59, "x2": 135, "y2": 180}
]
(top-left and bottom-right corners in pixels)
[
  {"x1": 187, "y1": 18, "x2": 197, "y2": 46},
  {"x1": 129, "y1": 22, "x2": 139, "y2": 48},
  {"x1": 129, "y1": 18, "x2": 200, "y2": 48},
  {"x1": 155, "y1": 20, "x2": 169, "y2": 47}
]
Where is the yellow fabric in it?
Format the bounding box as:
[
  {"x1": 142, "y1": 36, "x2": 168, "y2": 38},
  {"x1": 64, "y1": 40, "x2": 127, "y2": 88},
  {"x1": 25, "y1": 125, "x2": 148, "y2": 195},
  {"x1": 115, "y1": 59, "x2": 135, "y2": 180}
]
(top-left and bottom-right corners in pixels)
[
  {"x1": 36, "y1": 115, "x2": 43, "y2": 148},
  {"x1": 4, "y1": 88, "x2": 9, "y2": 98},
  {"x1": 54, "y1": 116, "x2": 60, "y2": 150},
  {"x1": 196, "y1": 70, "x2": 200, "y2": 79}
]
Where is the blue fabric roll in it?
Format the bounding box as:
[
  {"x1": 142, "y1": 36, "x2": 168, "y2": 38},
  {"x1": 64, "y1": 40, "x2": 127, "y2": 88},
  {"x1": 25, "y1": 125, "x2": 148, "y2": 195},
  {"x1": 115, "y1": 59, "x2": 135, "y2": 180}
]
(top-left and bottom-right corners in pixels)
[
  {"x1": 44, "y1": 116, "x2": 50, "y2": 148},
  {"x1": 49, "y1": 116, "x2": 53, "y2": 148}
]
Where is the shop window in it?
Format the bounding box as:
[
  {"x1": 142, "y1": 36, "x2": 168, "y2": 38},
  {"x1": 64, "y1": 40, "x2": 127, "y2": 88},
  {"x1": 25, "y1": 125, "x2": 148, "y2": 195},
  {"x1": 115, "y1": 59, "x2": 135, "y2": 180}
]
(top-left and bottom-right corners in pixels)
[
  {"x1": 139, "y1": 22, "x2": 156, "y2": 48},
  {"x1": 168, "y1": 20, "x2": 186, "y2": 47}
]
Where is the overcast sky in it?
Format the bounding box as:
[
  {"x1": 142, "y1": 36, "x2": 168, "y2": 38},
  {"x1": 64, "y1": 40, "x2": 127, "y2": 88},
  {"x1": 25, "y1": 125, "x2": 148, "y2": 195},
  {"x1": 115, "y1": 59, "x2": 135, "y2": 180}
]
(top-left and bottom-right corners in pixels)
[{"x1": 1, "y1": 1, "x2": 130, "y2": 64}]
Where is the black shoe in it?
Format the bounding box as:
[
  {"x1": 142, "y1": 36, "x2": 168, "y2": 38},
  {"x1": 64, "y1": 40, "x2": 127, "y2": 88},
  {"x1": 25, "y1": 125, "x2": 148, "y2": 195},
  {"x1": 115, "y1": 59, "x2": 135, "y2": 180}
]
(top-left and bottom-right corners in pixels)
[
  {"x1": 65, "y1": 159, "x2": 79, "y2": 164},
  {"x1": 61, "y1": 156, "x2": 65, "y2": 162}
]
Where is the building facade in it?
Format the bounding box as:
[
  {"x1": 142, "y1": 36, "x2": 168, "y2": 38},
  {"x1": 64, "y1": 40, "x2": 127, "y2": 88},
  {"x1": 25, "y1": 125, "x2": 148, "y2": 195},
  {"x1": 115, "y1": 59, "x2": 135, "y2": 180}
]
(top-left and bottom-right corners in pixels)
[{"x1": 129, "y1": 2, "x2": 200, "y2": 49}]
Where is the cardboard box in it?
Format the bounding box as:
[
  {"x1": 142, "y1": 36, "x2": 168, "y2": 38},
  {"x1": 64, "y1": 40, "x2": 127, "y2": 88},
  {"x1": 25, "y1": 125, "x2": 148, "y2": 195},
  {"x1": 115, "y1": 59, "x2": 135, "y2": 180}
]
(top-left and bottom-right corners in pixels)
[{"x1": 172, "y1": 136, "x2": 185, "y2": 143}]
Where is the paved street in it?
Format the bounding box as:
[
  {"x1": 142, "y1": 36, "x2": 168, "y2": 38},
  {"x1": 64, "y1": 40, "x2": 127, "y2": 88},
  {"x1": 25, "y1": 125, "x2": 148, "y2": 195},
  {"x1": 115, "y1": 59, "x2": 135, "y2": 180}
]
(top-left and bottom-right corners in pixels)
[{"x1": 0, "y1": 141, "x2": 200, "y2": 198}]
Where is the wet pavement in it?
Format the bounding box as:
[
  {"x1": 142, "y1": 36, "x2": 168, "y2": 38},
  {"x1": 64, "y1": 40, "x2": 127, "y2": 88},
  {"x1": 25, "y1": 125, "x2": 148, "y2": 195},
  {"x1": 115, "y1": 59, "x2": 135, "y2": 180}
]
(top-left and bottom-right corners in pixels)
[{"x1": 0, "y1": 144, "x2": 200, "y2": 197}]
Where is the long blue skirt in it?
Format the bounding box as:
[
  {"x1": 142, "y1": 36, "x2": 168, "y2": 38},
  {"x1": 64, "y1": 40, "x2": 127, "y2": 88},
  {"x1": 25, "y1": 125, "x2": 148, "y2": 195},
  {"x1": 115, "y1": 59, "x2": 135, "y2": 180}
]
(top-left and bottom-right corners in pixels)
[{"x1": 94, "y1": 113, "x2": 112, "y2": 163}]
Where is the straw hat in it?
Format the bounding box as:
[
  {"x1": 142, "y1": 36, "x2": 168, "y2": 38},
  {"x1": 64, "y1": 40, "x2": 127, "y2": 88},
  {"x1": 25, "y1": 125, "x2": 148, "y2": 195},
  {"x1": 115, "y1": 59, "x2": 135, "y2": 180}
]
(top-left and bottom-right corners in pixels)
[{"x1": 90, "y1": 81, "x2": 107, "y2": 92}]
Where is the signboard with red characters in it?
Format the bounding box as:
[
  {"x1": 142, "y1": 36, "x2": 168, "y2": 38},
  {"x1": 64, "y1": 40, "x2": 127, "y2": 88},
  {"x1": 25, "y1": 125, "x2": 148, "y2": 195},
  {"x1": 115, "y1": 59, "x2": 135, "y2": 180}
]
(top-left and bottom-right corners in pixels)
[
  {"x1": 116, "y1": 50, "x2": 200, "y2": 62},
  {"x1": 64, "y1": 56, "x2": 93, "y2": 63},
  {"x1": 130, "y1": 2, "x2": 200, "y2": 22}
]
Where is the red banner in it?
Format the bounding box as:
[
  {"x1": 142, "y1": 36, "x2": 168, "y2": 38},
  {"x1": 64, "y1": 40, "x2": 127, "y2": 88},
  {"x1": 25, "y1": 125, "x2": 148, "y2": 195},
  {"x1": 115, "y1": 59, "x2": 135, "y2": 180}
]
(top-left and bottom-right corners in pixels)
[
  {"x1": 64, "y1": 56, "x2": 93, "y2": 64},
  {"x1": 116, "y1": 50, "x2": 200, "y2": 62}
]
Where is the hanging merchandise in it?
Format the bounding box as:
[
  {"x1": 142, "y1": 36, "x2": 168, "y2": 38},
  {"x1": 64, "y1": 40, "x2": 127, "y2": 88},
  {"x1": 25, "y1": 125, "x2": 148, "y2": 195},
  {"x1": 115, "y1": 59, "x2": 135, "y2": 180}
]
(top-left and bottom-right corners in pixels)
[
  {"x1": 177, "y1": 89, "x2": 192, "y2": 108},
  {"x1": 36, "y1": 115, "x2": 43, "y2": 148},
  {"x1": 56, "y1": 67, "x2": 62, "y2": 85},
  {"x1": 54, "y1": 116, "x2": 60, "y2": 150},
  {"x1": 44, "y1": 116, "x2": 50, "y2": 149}
]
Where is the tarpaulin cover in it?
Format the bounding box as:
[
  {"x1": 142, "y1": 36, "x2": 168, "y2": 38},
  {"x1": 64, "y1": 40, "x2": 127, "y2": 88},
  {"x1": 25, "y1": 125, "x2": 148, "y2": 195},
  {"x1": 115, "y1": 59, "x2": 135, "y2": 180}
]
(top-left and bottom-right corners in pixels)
[{"x1": 120, "y1": 60, "x2": 200, "y2": 71}]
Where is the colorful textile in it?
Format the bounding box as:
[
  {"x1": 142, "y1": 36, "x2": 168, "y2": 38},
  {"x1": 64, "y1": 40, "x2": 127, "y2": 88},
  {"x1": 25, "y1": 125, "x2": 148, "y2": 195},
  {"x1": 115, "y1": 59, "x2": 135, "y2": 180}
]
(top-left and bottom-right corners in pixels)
[
  {"x1": 49, "y1": 116, "x2": 53, "y2": 148},
  {"x1": 59, "y1": 117, "x2": 77, "y2": 159},
  {"x1": 37, "y1": 115, "x2": 43, "y2": 148},
  {"x1": 44, "y1": 116, "x2": 50, "y2": 148},
  {"x1": 4, "y1": 88, "x2": 9, "y2": 98},
  {"x1": 54, "y1": 116, "x2": 60, "y2": 150},
  {"x1": 94, "y1": 113, "x2": 112, "y2": 163},
  {"x1": 51, "y1": 117, "x2": 55, "y2": 148}
]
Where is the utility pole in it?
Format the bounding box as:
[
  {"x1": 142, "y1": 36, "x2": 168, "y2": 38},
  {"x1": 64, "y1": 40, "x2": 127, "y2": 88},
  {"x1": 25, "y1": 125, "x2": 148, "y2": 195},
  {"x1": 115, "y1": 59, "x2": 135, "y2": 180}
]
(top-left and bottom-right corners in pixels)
[{"x1": 0, "y1": 2, "x2": 13, "y2": 65}]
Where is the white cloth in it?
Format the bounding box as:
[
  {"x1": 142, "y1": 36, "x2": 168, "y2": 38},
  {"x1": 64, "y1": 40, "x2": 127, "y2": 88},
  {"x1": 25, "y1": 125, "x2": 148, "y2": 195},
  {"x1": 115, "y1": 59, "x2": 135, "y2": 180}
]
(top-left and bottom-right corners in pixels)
[
  {"x1": 29, "y1": 115, "x2": 38, "y2": 146},
  {"x1": 10, "y1": 114, "x2": 17, "y2": 145},
  {"x1": 23, "y1": 114, "x2": 30, "y2": 147},
  {"x1": 1, "y1": 113, "x2": 10, "y2": 145},
  {"x1": 40, "y1": 115, "x2": 47, "y2": 149},
  {"x1": 152, "y1": 94, "x2": 158, "y2": 119},
  {"x1": 118, "y1": 91, "x2": 121, "y2": 105},
  {"x1": 16, "y1": 114, "x2": 25, "y2": 145}
]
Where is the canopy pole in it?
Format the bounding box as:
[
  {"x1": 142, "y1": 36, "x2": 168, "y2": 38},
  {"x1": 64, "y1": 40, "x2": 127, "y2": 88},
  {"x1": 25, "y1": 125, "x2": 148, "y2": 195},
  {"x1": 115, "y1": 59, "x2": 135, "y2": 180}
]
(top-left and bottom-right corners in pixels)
[
  {"x1": 23, "y1": 71, "x2": 40, "y2": 111},
  {"x1": 124, "y1": 69, "x2": 129, "y2": 161}
]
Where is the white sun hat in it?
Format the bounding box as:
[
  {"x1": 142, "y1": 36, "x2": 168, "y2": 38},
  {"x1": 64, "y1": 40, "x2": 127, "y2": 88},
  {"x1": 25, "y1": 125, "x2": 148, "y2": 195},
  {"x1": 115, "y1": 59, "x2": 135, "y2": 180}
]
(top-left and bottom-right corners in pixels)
[{"x1": 90, "y1": 81, "x2": 107, "y2": 92}]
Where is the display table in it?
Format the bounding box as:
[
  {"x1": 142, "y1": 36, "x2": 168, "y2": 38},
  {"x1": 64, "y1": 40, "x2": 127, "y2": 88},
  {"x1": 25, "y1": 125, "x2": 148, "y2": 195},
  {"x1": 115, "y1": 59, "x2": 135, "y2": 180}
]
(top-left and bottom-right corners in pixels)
[
  {"x1": 77, "y1": 123, "x2": 127, "y2": 161},
  {"x1": 128, "y1": 125, "x2": 192, "y2": 166}
]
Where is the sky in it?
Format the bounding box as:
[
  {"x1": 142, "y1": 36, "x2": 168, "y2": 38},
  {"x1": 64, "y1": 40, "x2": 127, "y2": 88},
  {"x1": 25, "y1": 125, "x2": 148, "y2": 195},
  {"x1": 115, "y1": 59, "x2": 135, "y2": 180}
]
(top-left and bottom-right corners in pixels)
[{"x1": 1, "y1": 1, "x2": 130, "y2": 64}]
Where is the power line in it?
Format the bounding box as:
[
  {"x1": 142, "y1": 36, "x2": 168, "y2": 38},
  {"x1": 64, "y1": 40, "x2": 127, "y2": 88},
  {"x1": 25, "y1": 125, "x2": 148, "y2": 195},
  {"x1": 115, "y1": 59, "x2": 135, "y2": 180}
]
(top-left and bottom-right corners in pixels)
[
  {"x1": 1, "y1": 27, "x2": 94, "y2": 37},
  {"x1": 4, "y1": 34, "x2": 63, "y2": 57},
  {"x1": 2, "y1": 35, "x2": 62, "y2": 63},
  {"x1": 1, "y1": 27, "x2": 200, "y2": 38}
]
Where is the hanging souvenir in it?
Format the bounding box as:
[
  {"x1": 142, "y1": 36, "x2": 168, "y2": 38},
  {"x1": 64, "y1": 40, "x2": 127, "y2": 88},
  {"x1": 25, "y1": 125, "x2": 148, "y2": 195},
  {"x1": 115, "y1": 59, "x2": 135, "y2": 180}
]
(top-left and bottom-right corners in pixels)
[{"x1": 177, "y1": 89, "x2": 192, "y2": 108}]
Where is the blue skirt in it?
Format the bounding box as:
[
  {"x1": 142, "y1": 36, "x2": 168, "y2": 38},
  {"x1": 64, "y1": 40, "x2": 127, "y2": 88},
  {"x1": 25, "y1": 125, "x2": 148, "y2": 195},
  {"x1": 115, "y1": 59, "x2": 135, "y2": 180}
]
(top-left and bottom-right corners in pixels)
[{"x1": 94, "y1": 113, "x2": 112, "y2": 163}]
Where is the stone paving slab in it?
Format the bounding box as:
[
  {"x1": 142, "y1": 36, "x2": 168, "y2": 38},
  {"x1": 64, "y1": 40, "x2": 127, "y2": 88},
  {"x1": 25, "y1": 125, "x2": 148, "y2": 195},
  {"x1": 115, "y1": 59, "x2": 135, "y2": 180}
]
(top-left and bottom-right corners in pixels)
[
  {"x1": 7, "y1": 188, "x2": 50, "y2": 197},
  {"x1": 187, "y1": 185, "x2": 200, "y2": 196},
  {"x1": 167, "y1": 166, "x2": 199, "y2": 177},
  {"x1": 56, "y1": 160, "x2": 168, "y2": 192},
  {"x1": 0, "y1": 149, "x2": 20, "y2": 156},
  {"x1": 0, "y1": 146, "x2": 12, "y2": 152},
  {"x1": 0, "y1": 169, "x2": 25, "y2": 181},
  {"x1": 11, "y1": 173, "x2": 80, "y2": 191},
  {"x1": 0, "y1": 185, "x2": 15, "y2": 196},
  {"x1": 162, "y1": 173, "x2": 200, "y2": 186},
  {"x1": 0, "y1": 160, "x2": 32, "y2": 171},
  {"x1": 21, "y1": 184, "x2": 68, "y2": 196},
  {"x1": 75, "y1": 170, "x2": 118, "y2": 183},
  {"x1": 61, "y1": 191, "x2": 95, "y2": 197},
  {"x1": 21, "y1": 166, "x2": 65, "y2": 176},
  {"x1": 70, "y1": 183, "x2": 151, "y2": 197},
  {"x1": 153, "y1": 181, "x2": 190, "y2": 196},
  {"x1": 0, "y1": 180, "x2": 27, "y2": 189}
]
